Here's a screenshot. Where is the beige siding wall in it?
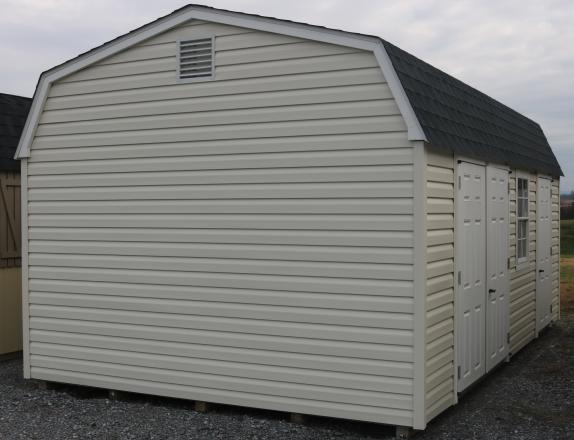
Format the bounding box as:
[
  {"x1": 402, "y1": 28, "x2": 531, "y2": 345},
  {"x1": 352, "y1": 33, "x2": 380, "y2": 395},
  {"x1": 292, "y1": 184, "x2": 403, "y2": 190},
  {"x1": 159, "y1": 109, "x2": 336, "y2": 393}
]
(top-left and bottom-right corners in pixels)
[
  {"x1": 424, "y1": 148, "x2": 456, "y2": 422},
  {"x1": 26, "y1": 21, "x2": 417, "y2": 425}
]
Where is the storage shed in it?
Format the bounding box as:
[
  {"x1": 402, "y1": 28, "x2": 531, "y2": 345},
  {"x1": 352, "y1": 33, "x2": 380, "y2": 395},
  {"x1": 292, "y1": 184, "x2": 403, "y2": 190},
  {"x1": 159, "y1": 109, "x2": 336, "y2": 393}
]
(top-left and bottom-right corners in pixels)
[
  {"x1": 0, "y1": 92, "x2": 31, "y2": 356},
  {"x1": 15, "y1": 4, "x2": 562, "y2": 435}
]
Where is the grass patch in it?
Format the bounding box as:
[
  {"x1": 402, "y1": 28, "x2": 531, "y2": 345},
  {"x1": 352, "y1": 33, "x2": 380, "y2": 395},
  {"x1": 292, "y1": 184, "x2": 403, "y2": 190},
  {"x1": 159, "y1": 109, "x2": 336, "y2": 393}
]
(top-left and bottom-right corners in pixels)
[
  {"x1": 561, "y1": 257, "x2": 574, "y2": 315},
  {"x1": 561, "y1": 220, "x2": 574, "y2": 315},
  {"x1": 561, "y1": 219, "x2": 574, "y2": 257}
]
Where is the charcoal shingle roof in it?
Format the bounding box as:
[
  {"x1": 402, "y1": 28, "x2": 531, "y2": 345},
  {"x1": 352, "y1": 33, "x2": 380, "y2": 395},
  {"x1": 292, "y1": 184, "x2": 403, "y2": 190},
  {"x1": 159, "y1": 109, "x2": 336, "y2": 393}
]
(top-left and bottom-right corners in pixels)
[
  {"x1": 382, "y1": 41, "x2": 563, "y2": 176},
  {"x1": 0, "y1": 93, "x2": 31, "y2": 171}
]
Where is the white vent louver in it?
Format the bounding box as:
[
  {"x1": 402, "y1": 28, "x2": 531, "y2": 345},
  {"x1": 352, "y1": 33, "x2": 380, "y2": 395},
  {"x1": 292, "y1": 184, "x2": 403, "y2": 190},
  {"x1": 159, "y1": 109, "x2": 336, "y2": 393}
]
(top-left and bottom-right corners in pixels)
[{"x1": 178, "y1": 38, "x2": 214, "y2": 80}]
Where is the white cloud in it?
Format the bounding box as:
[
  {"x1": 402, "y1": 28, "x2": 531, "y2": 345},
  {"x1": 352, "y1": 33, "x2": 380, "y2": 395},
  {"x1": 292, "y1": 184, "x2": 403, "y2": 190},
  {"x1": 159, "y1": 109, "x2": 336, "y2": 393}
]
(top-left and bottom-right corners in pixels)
[{"x1": 0, "y1": 0, "x2": 571, "y2": 188}]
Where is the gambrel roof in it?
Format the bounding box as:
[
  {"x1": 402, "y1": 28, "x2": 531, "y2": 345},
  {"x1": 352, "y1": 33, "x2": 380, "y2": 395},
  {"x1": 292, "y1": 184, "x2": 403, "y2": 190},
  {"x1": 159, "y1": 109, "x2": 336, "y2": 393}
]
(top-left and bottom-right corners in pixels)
[
  {"x1": 0, "y1": 93, "x2": 31, "y2": 171},
  {"x1": 383, "y1": 42, "x2": 562, "y2": 176},
  {"x1": 15, "y1": 4, "x2": 562, "y2": 176}
]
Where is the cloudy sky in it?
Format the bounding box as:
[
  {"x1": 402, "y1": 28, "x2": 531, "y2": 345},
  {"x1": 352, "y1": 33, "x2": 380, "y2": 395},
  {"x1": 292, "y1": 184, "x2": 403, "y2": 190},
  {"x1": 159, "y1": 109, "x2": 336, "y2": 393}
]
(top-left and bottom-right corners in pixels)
[{"x1": 1, "y1": 0, "x2": 572, "y2": 190}]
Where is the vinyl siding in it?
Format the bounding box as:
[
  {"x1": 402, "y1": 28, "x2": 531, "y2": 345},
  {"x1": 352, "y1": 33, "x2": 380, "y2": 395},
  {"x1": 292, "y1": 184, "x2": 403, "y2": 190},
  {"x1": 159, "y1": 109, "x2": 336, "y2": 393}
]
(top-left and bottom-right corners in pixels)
[
  {"x1": 424, "y1": 148, "x2": 456, "y2": 422},
  {"x1": 508, "y1": 172, "x2": 537, "y2": 355},
  {"x1": 26, "y1": 20, "x2": 416, "y2": 426}
]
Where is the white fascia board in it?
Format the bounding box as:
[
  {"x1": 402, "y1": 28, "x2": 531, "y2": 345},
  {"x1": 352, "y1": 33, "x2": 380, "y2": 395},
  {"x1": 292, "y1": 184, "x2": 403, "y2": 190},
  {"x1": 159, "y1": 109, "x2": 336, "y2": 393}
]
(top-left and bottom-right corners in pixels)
[
  {"x1": 15, "y1": 6, "x2": 426, "y2": 159},
  {"x1": 372, "y1": 46, "x2": 426, "y2": 142}
]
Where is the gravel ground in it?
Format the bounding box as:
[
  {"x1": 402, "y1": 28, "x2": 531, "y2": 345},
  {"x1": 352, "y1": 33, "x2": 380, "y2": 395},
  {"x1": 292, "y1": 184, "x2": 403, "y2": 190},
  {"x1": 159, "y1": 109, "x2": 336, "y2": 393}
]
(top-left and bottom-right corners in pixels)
[{"x1": 0, "y1": 316, "x2": 572, "y2": 440}]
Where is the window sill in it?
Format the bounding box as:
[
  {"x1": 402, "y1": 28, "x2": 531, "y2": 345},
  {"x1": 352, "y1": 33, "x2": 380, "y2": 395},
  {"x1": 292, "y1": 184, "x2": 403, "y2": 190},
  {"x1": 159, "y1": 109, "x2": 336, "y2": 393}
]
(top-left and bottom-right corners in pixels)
[{"x1": 516, "y1": 258, "x2": 529, "y2": 272}]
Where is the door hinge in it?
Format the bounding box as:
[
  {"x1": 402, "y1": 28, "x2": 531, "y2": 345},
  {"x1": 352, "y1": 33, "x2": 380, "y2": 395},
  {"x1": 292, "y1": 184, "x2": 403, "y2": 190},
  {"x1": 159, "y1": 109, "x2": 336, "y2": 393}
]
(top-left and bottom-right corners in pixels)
[
  {"x1": 457, "y1": 271, "x2": 461, "y2": 285},
  {"x1": 457, "y1": 366, "x2": 461, "y2": 380},
  {"x1": 507, "y1": 332, "x2": 510, "y2": 344},
  {"x1": 458, "y1": 176, "x2": 461, "y2": 190}
]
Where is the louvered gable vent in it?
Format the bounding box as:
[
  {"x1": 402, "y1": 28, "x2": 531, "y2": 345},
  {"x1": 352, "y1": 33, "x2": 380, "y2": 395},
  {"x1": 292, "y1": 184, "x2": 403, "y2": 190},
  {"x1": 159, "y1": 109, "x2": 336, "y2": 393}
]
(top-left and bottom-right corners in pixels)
[{"x1": 178, "y1": 37, "x2": 214, "y2": 80}]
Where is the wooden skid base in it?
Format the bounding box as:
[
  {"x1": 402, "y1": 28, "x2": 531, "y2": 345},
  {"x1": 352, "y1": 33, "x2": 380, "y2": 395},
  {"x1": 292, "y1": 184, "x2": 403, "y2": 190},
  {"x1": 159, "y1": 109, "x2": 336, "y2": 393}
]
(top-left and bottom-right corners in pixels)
[
  {"x1": 34, "y1": 382, "x2": 415, "y2": 437},
  {"x1": 108, "y1": 389, "x2": 131, "y2": 401},
  {"x1": 194, "y1": 401, "x2": 211, "y2": 413},
  {"x1": 289, "y1": 413, "x2": 307, "y2": 424},
  {"x1": 395, "y1": 426, "x2": 414, "y2": 439},
  {"x1": 38, "y1": 380, "x2": 63, "y2": 391}
]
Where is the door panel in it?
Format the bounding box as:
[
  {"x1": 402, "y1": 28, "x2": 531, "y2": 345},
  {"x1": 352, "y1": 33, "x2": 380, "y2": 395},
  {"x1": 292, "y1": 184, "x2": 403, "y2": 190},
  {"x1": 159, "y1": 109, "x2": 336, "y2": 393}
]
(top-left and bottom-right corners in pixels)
[
  {"x1": 457, "y1": 162, "x2": 486, "y2": 391},
  {"x1": 485, "y1": 166, "x2": 509, "y2": 371},
  {"x1": 536, "y1": 177, "x2": 552, "y2": 332}
]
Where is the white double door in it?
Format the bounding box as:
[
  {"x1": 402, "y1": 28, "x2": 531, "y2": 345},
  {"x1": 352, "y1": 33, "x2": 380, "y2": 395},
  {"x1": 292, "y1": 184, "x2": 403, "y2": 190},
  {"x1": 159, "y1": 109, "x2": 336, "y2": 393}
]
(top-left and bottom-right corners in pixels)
[
  {"x1": 456, "y1": 162, "x2": 509, "y2": 392},
  {"x1": 536, "y1": 177, "x2": 553, "y2": 333}
]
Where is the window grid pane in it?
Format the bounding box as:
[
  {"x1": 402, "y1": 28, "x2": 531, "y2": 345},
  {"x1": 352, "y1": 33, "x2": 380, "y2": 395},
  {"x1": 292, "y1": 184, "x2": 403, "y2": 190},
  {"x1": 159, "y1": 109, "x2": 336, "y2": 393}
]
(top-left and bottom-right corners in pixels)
[
  {"x1": 516, "y1": 177, "x2": 529, "y2": 262},
  {"x1": 517, "y1": 178, "x2": 528, "y2": 219},
  {"x1": 517, "y1": 218, "x2": 528, "y2": 259}
]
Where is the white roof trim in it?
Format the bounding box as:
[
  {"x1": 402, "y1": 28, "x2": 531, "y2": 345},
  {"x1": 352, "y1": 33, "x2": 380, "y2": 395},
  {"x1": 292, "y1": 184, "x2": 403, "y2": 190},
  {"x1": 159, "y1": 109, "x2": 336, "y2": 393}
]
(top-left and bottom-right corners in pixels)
[{"x1": 15, "y1": 5, "x2": 427, "y2": 159}]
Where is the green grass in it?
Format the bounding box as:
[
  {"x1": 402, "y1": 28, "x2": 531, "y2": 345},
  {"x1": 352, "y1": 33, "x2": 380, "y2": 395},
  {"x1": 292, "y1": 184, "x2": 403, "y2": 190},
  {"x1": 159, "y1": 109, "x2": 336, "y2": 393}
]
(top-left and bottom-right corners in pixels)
[
  {"x1": 561, "y1": 259, "x2": 574, "y2": 282},
  {"x1": 560, "y1": 220, "x2": 574, "y2": 315},
  {"x1": 561, "y1": 219, "x2": 574, "y2": 257}
]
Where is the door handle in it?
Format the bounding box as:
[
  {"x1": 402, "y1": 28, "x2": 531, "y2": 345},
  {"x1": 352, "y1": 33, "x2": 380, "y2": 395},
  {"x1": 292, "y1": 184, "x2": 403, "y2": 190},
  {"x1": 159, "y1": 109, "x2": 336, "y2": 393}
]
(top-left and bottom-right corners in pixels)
[
  {"x1": 488, "y1": 289, "x2": 496, "y2": 293},
  {"x1": 539, "y1": 269, "x2": 544, "y2": 273}
]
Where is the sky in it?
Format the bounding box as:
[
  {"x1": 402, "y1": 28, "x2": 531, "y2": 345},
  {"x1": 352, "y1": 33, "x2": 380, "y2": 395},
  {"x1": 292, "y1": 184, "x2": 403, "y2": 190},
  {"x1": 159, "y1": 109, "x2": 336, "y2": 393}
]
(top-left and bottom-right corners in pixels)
[{"x1": 1, "y1": 0, "x2": 572, "y2": 190}]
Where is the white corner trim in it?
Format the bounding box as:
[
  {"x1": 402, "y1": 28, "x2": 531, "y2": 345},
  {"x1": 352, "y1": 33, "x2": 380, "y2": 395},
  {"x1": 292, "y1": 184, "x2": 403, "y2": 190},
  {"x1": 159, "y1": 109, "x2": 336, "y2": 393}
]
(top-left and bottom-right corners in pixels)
[
  {"x1": 20, "y1": 158, "x2": 30, "y2": 378},
  {"x1": 14, "y1": 5, "x2": 426, "y2": 159},
  {"x1": 412, "y1": 141, "x2": 427, "y2": 430}
]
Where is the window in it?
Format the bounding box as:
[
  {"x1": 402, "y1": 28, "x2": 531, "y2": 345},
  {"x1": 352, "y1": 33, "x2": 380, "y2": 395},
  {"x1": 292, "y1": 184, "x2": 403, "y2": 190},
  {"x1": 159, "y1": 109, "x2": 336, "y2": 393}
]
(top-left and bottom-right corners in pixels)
[
  {"x1": 178, "y1": 37, "x2": 214, "y2": 81},
  {"x1": 516, "y1": 176, "x2": 529, "y2": 262}
]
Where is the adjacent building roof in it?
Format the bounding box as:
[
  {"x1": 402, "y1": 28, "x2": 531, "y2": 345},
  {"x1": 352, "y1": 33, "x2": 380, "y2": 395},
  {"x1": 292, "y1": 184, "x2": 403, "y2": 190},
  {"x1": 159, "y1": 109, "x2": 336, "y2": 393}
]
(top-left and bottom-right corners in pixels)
[
  {"x1": 1, "y1": 93, "x2": 31, "y2": 171},
  {"x1": 15, "y1": 4, "x2": 562, "y2": 176}
]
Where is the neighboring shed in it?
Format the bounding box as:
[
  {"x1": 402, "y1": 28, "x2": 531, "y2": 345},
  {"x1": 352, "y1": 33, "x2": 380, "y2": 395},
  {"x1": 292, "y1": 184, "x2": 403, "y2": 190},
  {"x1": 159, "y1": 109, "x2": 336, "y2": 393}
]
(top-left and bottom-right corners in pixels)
[
  {"x1": 0, "y1": 92, "x2": 31, "y2": 356},
  {"x1": 15, "y1": 5, "x2": 562, "y2": 436}
]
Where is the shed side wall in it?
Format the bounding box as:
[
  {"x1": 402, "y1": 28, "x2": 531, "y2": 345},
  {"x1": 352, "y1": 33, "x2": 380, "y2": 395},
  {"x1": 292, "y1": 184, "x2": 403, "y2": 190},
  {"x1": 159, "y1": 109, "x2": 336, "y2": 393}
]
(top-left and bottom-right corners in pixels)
[
  {"x1": 26, "y1": 20, "x2": 417, "y2": 426},
  {"x1": 424, "y1": 147, "x2": 456, "y2": 422}
]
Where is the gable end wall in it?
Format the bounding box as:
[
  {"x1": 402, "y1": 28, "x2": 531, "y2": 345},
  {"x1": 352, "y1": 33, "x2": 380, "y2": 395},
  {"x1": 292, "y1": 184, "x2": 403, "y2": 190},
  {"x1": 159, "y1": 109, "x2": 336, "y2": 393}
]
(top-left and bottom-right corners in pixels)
[{"x1": 24, "y1": 20, "x2": 419, "y2": 426}]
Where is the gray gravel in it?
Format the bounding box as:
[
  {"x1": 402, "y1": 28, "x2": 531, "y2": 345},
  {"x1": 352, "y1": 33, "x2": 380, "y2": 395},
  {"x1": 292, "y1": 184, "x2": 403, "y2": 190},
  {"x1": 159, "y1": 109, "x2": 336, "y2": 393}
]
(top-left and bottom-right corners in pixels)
[{"x1": 1, "y1": 317, "x2": 572, "y2": 440}]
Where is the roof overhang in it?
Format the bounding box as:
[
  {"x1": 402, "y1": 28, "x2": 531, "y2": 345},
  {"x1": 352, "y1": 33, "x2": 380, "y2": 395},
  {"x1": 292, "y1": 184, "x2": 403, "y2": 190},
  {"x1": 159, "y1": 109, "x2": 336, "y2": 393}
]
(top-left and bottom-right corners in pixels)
[{"x1": 14, "y1": 4, "x2": 426, "y2": 159}]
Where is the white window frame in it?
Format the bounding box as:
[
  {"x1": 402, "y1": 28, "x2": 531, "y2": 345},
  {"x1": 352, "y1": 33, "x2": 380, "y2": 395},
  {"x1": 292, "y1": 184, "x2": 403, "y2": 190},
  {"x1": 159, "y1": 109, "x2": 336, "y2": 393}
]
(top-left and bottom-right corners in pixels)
[
  {"x1": 516, "y1": 171, "x2": 530, "y2": 268},
  {"x1": 177, "y1": 36, "x2": 215, "y2": 83}
]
